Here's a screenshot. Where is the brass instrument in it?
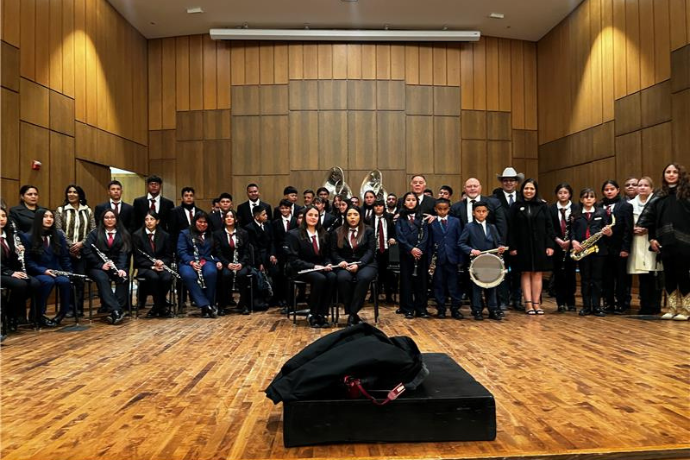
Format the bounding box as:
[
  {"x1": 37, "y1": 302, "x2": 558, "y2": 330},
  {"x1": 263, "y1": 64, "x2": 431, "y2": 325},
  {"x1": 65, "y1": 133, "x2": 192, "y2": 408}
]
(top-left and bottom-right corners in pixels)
[
  {"x1": 136, "y1": 248, "x2": 181, "y2": 279},
  {"x1": 9, "y1": 220, "x2": 26, "y2": 274},
  {"x1": 570, "y1": 214, "x2": 616, "y2": 261},
  {"x1": 359, "y1": 169, "x2": 388, "y2": 202},
  {"x1": 91, "y1": 243, "x2": 127, "y2": 281},
  {"x1": 191, "y1": 236, "x2": 207, "y2": 289},
  {"x1": 323, "y1": 167, "x2": 353, "y2": 200}
]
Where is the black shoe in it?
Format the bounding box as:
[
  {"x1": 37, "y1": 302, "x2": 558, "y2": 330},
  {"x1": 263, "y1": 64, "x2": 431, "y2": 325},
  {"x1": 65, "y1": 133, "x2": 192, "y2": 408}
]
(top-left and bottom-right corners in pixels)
[
  {"x1": 208, "y1": 306, "x2": 218, "y2": 318},
  {"x1": 52, "y1": 313, "x2": 66, "y2": 325},
  {"x1": 593, "y1": 308, "x2": 606, "y2": 317},
  {"x1": 603, "y1": 305, "x2": 615, "y2": 314},
  {"x1": 614, "y1": 307, "x2": 629, "y2": 315},
  {"x1": 107, "y1": 310, "x2": 124, "y2": 325},
  {"x1": 8, "y1": 317, "x2": 18, "y2": 332},
  {"x1": 512, "y1": 302, "x2": 525, "y2": 312},
  {"x1": 318, "y1": 316, "x2": 331, "y2": 328},
  {"x1": 557, "y1": 305, "x2": 566, "y2": 313},
  {"x1": 65, "y1": 311, "x2": 75, "y2": 318},
  {"x1": 346, "y1": 314, "x2": 361, "y2": 326},
  {"x1": 404, "y1": 312, "x2": 414, "y2": 319},
  {"x1": 499, "y1": 304, "x2": 509, "y2": 311},
  {"x1": 488, "y1": 311, "x2": 502, "y2": 321},
  {"x1": 472, "y1": 313, "x2": 484, "y2": 321},
  {"x1": 417, "y1": 310, "x2": 431, "y2": 318},
  {"x1": 395, "y1": 308, "x2": 403, "y2": 314},
  {"x1": 451, "y1": 310, "x2": 464, "y2": 320},
  {"x1": 308, "y1": 315, "x2": 321, "y2": 328},
  {"x1": 579, "y1": 308, "x2": 592, "y2": 316},
  {"x1": 437, "y1": 311, "x2": 447, "y2": 319},
  {"x1": 228, "y1": 299, "x2": 237, "y2": 307},
  {"x1": 241, "y1": 307, "x2": 250, "y2": 315},
  {"x1": 146, "y1": 309, "x2": 160, "y2": 318},
  {"x1": 567, "y1": 305, "x2": 577, "y2": 312},
  {"x1": 39, "y1": 316, "x2": 57, "y2": 327}
]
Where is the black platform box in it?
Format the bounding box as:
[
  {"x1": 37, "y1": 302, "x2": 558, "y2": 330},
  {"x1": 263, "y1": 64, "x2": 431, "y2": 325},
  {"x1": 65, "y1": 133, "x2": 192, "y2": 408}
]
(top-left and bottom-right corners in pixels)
[{"x1": 282, "y1": 353, "x2": 496, "y2": 447}]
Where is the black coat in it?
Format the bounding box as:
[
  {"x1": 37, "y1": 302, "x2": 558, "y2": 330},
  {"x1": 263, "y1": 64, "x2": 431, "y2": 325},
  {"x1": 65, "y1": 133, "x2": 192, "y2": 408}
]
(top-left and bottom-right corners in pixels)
[
  {"x1": 450, "y1": 195, "x2": 507, "y2": 242},
  {"x1": 132, "y1": 195, "x2": 175, "y2": 233},
  {"x1": 549, "y1": 202, "x2": 581, "y2": 240},
  {"x1": 572, "y1": 208, "x2": 611, "y2": 257},
  {"x1": 330, "y1": 227, "x2": 377, "y2": 268},
  {"x1": 83, "y1": 229, "x2": 129, "y2": 271},
  {"x1": 95, "y1": 201, "x2": 136, "y2": 235},
  {"x1": 213, "y1": 228, "x2": 251, "y2": 267},
  {"x1": 507, "y1": 200, "x2": 556, "y2": 272},
  {"x1": 272, "y1": 217, "x2": 297, "y2": 259},
  {"x1": 1, "y1": 228, "x2": 23, "y2": 275},
  {"x1": 132, "y1": 228, "x2": 173, "y2": 269},
  {"x1": 598, "y1": 198, "x2": 633, "y2": 254},
  {"x1": 169, "y1": 205, "x2": 198, "y2": 246},
  {"x1": 9, "y1": 204, "x2": 45, "y2": 233},
  {"x1": 237, "y1": 200, "x2": 273, "y2": 227},
  {"x1": 244, "y1": 220, "x2": 276, "y2": 267},
  {"x1": 285, "y1": 229, "x2": 331, "y2": 273}
]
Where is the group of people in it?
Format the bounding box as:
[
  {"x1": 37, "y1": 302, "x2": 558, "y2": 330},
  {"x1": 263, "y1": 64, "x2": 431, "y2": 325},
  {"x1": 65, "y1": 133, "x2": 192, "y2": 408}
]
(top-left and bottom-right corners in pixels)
[{"x1": 1, "y1": 162, "x2": 689, "y2": 333}]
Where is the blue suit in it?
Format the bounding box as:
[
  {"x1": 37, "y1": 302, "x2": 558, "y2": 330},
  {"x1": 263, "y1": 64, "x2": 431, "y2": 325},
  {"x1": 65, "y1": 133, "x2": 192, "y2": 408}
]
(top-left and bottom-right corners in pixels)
[
  {"x1": 23, "y1": 232, "x2": 73, "y2": 315},
  {"x1": 429, "y1": 216, "x2": 463, "y2": 312},
  {"x1": 395, "y1": 214, "x2": 429, "y2": 315},
  {"x1": 459, "y1": 221, "x2": 503, "y2": 315},
  {"x1": 177, "y1": 229, "x2": 219, "y2": 308}
]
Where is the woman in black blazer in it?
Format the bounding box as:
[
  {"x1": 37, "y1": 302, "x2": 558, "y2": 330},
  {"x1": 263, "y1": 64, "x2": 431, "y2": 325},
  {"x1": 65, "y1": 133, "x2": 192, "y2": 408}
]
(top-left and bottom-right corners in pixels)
[
  {"x1": 549, "y1": 183, "x2": 580, "y2": 312},
  {"x1": 83, "y1": 209, "x2": 131, "y2": 325},
  {"x1": 285, "y1": 205, "x2": 335, "y2": 328},
  {"x1": 213, "y1": 209, "x2": 252, "y2": 315},
  {"x1": 132, "y1": 210, "x2": 174, "y2": 318},
  {"x1": 330, "y1": 205, "x2": 377, "y2": 326}
]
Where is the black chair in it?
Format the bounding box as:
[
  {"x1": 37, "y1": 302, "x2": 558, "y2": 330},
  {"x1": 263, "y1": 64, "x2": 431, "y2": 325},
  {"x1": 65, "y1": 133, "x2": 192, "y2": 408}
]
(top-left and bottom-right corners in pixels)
[
  {"x1": 332, "y1": 275, "x2": 380, "y2": 326},
  {"x1": 288, "y1": 277, "x2": 311, "y2": 324},
  {"x1": 387, "y1": 244, "x2": 401, "y2": 304}
]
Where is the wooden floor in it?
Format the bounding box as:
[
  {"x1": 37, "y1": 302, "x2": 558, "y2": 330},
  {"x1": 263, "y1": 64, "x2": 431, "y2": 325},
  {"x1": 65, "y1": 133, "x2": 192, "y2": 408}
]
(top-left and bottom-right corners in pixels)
[{"x1": 1, "y1": 298, "x2": 689, "y2": 460}]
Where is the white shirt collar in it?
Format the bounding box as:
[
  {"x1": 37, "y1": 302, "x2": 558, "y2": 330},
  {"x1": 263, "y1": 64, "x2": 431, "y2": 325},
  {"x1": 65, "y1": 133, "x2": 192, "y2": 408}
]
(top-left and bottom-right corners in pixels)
[
  {"x1": 557, "y1": 201, "x2": 572, "y2": 210},
  {"x1": 146, "y1": 229, "x2": 155, "y2": 236},
  {"x1": 147, "y1": 193, "x2": 159, "y2": 202}
]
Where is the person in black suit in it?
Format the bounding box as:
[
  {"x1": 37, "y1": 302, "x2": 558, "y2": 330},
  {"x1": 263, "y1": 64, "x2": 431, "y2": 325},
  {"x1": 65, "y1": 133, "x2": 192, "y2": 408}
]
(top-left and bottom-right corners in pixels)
[
  {"x1": 451, "y1": 178, "x2": 507, "y2": 250},
  {"x1": 132, "y1": 210, "x2": 174, "y2": 318},
  {"x1": 95, "y1": 180, "x2": 136, "y2": 235},
  {"x1": 209, "y1": 192, "x2": 233, "y2": 231},
  {"x1": 271, "y1": 200, "x2": 297, "y2": 309},
  {"x1": 395, "y1": 192, "x2": 430, "y2": 319},
  {"x1": 303, "y1": 189, "x2": 315, "y2": 207},
  {"x1": 459, "y1": 202, "x2": 507, "y2": 321},
  {"x1": 213, "y1": 209, "x2": 252, "y2": 315},
  {"x1": 572, "y1": 188, "x2": 613, "y2": 317},
  {"x1": 1, "y1": 207, "x2": 40, "y2": 331},
  {"x1": 428, "y1": 199, "x2": 464, "y2": 319},
  {"x1": 400, "y1": 175, "x2": 437, "y2": 218},
  {"x1": 9, "y1": 185, "x2": 45, "y2": 233},
  {"x1": 437, "y1": 185, "x2": 453, "y2": 201},
  {"x1": 169, "y1": 187, "x2": 198, "y2": 246},
  {"x1": 285, "y1": 205, "x2": 336, "y2": 328},
  {"x1": 237, "y1": 183, "x2": 273, "y2": 228},
  {"x1": 371, "y1": 200, "x2": 397, "y2": 303},
  {"x1": 132, "y1": 175, "x2": 175, "y2": 233},
  {"x1": 83, "y1": 209, "x2": 131, "y2": 325},
  {"x1": 550, "y1": 183, "x2": 580, "y2": 312},
  {"x1": 314, "y1": 197, "x2": 336, "y2": 232},
  {"x1": 244, "y1": 205, "x2": 278, "y2": 309},
  {"x1": 331, "y1": 205, "x2": 377, "y2": 326},
  {"x1": 273, "y1": 186, "x2": 303, "y2": 221},
  {"x1": 507, "y1": 179, "x2": 556, "y2": 315},
  {"x1": 316, "y1": 187, "x2": 331, "y2": 214},
  {"x1": 361, "y1": 190, "x2": 377, "y2": 225},
  {"x1": 385, "y1": 193, "x2": 399, "y2": 217},
  {"x1": 599, "y1": 180, "x2": 634, "y2": 314}
]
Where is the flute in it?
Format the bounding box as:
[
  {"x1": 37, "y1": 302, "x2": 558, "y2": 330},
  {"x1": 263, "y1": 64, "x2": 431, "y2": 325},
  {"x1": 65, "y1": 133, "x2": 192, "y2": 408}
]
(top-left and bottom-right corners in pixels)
[
  {"x1": 136, "y1": 248, "x2": 181, "y2": 279},
  {"x1": 50, "y1": 270, "x2": 90, "y2": 280},
  {"x1": 9, "y1": 220, "x2": 26, "y2": 274},
  {"x1": 298, "y1": 261, "x2": 361, "y2": 275},
  {"x1": 91, "y1": 243, "x2": 127, "y2": 281}
]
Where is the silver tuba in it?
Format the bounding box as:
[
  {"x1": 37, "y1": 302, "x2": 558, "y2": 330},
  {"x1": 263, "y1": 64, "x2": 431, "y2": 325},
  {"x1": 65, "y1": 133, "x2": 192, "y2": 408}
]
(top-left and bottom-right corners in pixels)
[
  {"x1": 323, "y1": 166, "x2": 353, "y2": 200},
  {"x1": 359, "y1": 169, "x2": 388, "y2": 201}
]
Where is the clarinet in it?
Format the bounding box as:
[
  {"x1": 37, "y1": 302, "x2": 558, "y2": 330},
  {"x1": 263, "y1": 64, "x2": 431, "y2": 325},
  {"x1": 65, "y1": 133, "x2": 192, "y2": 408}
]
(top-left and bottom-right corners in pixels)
[
  {"x1": 412, "y1": 217, "x2": 426, "y2": 278},
  {"x1": 9, "y1": 220, "x2": 26, "y2": 274},
  {"x1": 232, "y1": 245, "x2": 239, "y2": 289},
  {"x1": 561, "y1": 215, "x2": 572, "y2": 268},
  {"x1": 51, "y1": 270, "x2": 89, "y2": 280},
  {"x1": 91, "y1": 243, "x2": 127, "y2": 281},
  {"x1": 136, "y1": 248, "x2": 181, "y2": 279},
  {"x1": 191, "y1": 236, "x2": 206, "y2": 289}
]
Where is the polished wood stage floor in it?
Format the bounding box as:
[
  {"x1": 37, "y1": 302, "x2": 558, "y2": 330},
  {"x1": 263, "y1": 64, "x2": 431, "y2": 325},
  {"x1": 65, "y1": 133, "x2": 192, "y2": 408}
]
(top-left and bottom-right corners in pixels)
[{"x1": 1, "y1": 298, "x2": 689, "y2": 460}]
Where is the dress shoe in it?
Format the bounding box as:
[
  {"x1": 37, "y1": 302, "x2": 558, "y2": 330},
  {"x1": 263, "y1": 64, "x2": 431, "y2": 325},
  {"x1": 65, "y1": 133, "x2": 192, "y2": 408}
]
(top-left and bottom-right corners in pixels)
[
  {"x1": 499, "y1": 304, "x2": 509, "y2": 311},
  {"x1": 146, "y1": 308, "x2": 159, "y2": 318},
  {"x1": 217, "y1": 308, "x2": 227, "y2": 316},
  {"x1": 39, "y1": 316, "x2": 57, "y2": 327},
  {"x1": 308, "y1": 315, "x2": 321, "y2": 328},
  {"x1": 417, "y1": 310, "x2": 431, "y2": 318},
  {"x1": 347, "y1": 314, "x2": 361, "y2": 326},
  {"x1": 52, "y1": 313, "x2": 66, "y2": 325},
  {"x1": 318, "y1": 316, "x2": 331, "y2": 328},
  {"x1": 8, "y1": 317, "x2": 18, "y2": 332},
  {"x1": 613, "y1": 307, "x2": 629, "y2": 315},
  {"x1": 280, "y1": 307, "x2": 289, "y2": 315},
  {"x1": 437, "y1": 311, "x2": 447, "y2": 319},
  {"x1": 593, "y1": 308, "x2": 606, "y2": 317},
  {"x1": 557, "y1": 305, "x2": 567, "y2": 313},
  {"x1": 404, "y1": 312, "x2": 414, "y2": 319},
  {"x1": 488, "y1": 311, "x2": 503, "y2": 321},
  {"x1": 567, "y1": 305, "x2": 577, "y2": 312},
  {"x1": 228, "y1": 299, "x2": 237, "y2": 307},
  {"x1": 106, "y1": 310, "x2": 123, "y2": 325},
  {"x1": 451, "y1": 310, "x2": 464, "y2": 320},
  {"x1": 603, "y1": 305, "x2": 616, "y2": 314},
  {"x1": 65, "y1": 311, "x2": 75, "y2": 318},
  {"x1": 579, "y1": 308, "x2": 592, "y2": 316},
  {"x1": 472, "y1": 313, "x2": 484, "y2": 321},
  {"x1": 395, "y1": 308, "x2": 403, "y2": 315},
  {"x1": 241, "y1": 307, "x2": 250, "y2": 315},
  {"x1": 208, "y1": 306, "x2": 218, "y2": 318}
]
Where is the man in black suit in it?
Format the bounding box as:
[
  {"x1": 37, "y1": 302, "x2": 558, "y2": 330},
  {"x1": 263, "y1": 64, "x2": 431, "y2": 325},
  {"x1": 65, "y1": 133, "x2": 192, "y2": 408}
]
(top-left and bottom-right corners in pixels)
[
  {"x1": 271, "y1": 199, "x2": 297, "y2": 308},
  {"x1": 438, "y1": 185, "x2": 453, "y2": 201},
  {"x1": 492, "y1": 167, "x2": 525, "y2": 311},
  {"x1": 236, "y1": 183, "x2": 273, "y2": 227},
  {"x1": 314, "y1": 197, "x2": 336, "y2": 231},
  {"x1": 316, "y1": 187, "x2": 331, "y2": 213},
  {"x1": 245, "y1": 205, "x2": 278, "y2": 309},
  {"x1": 169, "y1": 186, "x2": 198, "y2": 246},
  {"x1": 371, "y1": 200, "x2": 397, "y2": 303},
  {"x1": 132, "y1": 175, "x2": 175, "y2": 233},
  {"x1": 273, "y1": 186, "x2": 303, "y2": 221},
  {"x1": 401, "y1": 175, "x2": 437, "y2": 217},
  {"x1": 450, "y1": 178, "x2": 507, "y2": 239},
  {"x1": 209, "y1": 192, "x2": 233, "y2": 231},
  {"x1": 95, "y1": 180, "x2": 135, "y2": 234}
]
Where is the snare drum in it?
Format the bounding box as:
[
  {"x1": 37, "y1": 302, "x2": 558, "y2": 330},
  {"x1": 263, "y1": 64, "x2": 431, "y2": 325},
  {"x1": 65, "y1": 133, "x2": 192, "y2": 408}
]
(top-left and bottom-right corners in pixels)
[{"x1": 469, "y1": 253, "x2": 507, "y2": 288}]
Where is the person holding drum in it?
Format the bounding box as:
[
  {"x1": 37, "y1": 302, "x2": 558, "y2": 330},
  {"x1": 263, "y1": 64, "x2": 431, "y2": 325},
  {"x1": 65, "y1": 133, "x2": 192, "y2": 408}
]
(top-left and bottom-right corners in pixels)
[
  {"x1": 508, "y1": 179, "x2": 556, "y2": 315},
  {"x1": 459, "y1": 201, "x2": 507, "y2": 321}
]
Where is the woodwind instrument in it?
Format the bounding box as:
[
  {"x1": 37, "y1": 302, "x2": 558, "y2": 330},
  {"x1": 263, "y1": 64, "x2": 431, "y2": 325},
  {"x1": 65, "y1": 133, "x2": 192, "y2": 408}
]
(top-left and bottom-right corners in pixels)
[
  {"x1": 412, "y1": 217, "x2": 427, "y2": 277},
  {"x1": 298, "y1": 261, "x2": 361, "y2": 275},
  {"x1": 561, "y1": 214, "x2": 572, "y2": 268},
  {"x1": 9, "y1": 220, "x2": 26, "y2": 274},
  {"x1": 428, "y1": 243, "x2": 438, "y2": 276},
  {"x1": 231, "y1": 244, "x2": 239, "y2": 289},
  {"x1": 91, "y1": 243, "x2": 127, "y2": 281},
  {"x1": 191, "y1": 236, "x2": 206, "y2": 289},
  {"x1": 51, "y1": 270, "x2": 90, "y2": 280},
  {"x1": 136, "y1": 248, "x2": 181, "y2": 279},
  {"x1": 570, "y1": 214, "x2": 616, "y2": 261}
]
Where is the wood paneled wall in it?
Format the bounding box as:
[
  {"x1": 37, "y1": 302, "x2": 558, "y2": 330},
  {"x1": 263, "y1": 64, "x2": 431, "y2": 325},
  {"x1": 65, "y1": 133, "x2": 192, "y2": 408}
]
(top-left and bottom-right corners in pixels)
[
  {"x1": 148, "y1": 37, "x2": 538, "y2": 208},
  {"x1": 537, "y1": 0, "x2": 690, "y2": 201},
  {"x1": 1, "y1": 0, "x2": 148, "y2": 210}
]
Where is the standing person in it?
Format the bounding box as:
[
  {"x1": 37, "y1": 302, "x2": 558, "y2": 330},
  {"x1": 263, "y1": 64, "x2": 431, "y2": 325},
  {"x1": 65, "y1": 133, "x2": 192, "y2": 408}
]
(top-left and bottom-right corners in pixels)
[
  {"x1": 386, "y1": 193, "x2": 399, "y2": 217},
  {"x1": 1, "y1": 207, "x2": 40, "y2": 330},
  {"x1": 508, "y1": 179, "x2": 556, "y2": 315},
  {"x1": 303, "y1": 189, "x2": 315, "y2": 207},
  {"x1": 95, "y1": 180, "x2": 135, "y2": 233},
  {"x1": 83, "y1": 210, "x2": 131, "y2": 325},
  {"x1": 628, "y1": 177, "x2": 662, "y2": 315},
  {"x1": 549, "y1": 183, "x2": 580, "y2": 312},
  {"x1": 428, "y1": 198, "x2": 464, "y2": 319},
  {"x1": 599, "y1": 180, "x2": 634, "y2": 314},
  {"x1": 438, "y1": 185, "x2": 453, "y2": 200},
  {"x1": 330, "y1": 194, "x2": 349, "y2": 231},
  {"x1": 493, "y1": 167, "x2": 524, "y2": 311},
  {"x1": 213, "y1": 210, "x2": 252, "y2": 315},
  {"x1": 395, "y1": 192, "x2": 430, "y2": 319},
  {"x1": 406, "y1": 175, "x2": 436, "y2": 217},
  {"x1": 361, "y1": 190, "x2": 377, "y2": 225},
  {"x1": 371, "y1": 199, "x2": 396, "y2": 304},
  {"x1": 210, "y1": 192, "x2": 234, "y2": 231},
  {"x1": 237, "y1": 183, "x2": 273, "y2": 226},
  {"x1": 133, "y1": 175, "x2": 175, "y2": 232},
  {"x1": 639, "y1": 163, "x2": 690, "y2": 320},
  {"x1": 315, "y1": 197, "x2": 336, "y2": 231},
  {"x1": 177, "y1": 211, "x2": 219, "y2": 318},
  {"x1": 271, "y1": 200, "x2": 297, "y2": 310},
  {"x1": 459, "y1": 202, "x2": 507, "y2": 321},
  {"x1": 285, "y1": 205, "x2": 336, "y2": 328},
  {"x1": 132, "y1": 211, "x2": 174, "y2": 318},
  {"x1": 572, "y1": 188, "x2": 613, "y2": 317},
  {"x1": 623, "y1": 177, "x2": 639, "y2": 201},
  {"x1": 169, "y1": 187, "x2": 198, "y2": 245},
  {"x1": 55, "y1": 184, "x2": 96, "y2": 317},
  {"x1": 316, "y1": 187, "x2": 331, "y2": 213},
  {"x1": 245, "y1": 205, "x2": 278, "y2": 310},
  {"x1": 331, "y1": 205, "x2": 377, "y2": 326},
  {"x1": 273, "y1": 186, "x2": 302, "y2": 220},
  {"x1": 10, "y1": 185, "x2": 44, "y2": 233}
]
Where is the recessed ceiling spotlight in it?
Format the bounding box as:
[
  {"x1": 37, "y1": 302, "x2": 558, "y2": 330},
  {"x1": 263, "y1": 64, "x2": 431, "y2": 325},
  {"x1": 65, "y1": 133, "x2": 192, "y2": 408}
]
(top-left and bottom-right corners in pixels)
[
  {"x1": 489, "y1": 12, "x2": 505, "y2": 19},
  {"x1": 187, "y1": 7, "x2": 204, "y2": 14},
  {"x1": 341, "y1": 0, "x2": 358, "y2": 2}
]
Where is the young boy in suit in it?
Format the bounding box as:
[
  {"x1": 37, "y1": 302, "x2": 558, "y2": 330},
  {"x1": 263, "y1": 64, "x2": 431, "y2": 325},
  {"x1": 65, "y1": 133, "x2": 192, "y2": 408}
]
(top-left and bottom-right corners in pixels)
[
  {"x1": 459, "y1": 201, "x2": 507, "y2": 321},
  {"x1": 429, "y1": 199, "x2": 464, "y2": 319}
]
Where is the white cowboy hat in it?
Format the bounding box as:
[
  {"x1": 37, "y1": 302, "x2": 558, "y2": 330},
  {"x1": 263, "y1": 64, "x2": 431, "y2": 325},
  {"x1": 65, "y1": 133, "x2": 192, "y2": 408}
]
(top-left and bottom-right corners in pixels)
[{"x1": 497, "y1": 167, "x2": 525, "y2": 182}]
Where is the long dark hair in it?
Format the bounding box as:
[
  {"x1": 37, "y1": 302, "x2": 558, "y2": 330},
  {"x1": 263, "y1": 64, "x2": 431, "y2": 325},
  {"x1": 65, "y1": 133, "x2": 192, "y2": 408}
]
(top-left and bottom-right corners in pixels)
[
  {"x1": 298, "y1": 205, "x2": 327, "y2": 242},
  {"x1": 659, "y1": 162, "x2": 690, "y2": 199},
  {"x1": 189, "y1": 211, "x2": 210, "y2": 242},
  {"x1": 336, "y1": 205, "x2": 365, "y2": 249},
  {"x1": 63, "y1": 184, "x2": 88, "y2": 206},
  {"x1": 222, "y1": 209, "x2": 238, "y2": 230},
  {"x1": 29, "y1": 209, "x2": 62, "y2": 257},
  {"x1": 399, "y1": 192, "x2": 419, "y2": 218},
  {"x1": 518, "y1": 178, "x2": 542, "y2": 202},
  {"x1": 96, "y1": 209, "x2": 131, "y2": 252}
]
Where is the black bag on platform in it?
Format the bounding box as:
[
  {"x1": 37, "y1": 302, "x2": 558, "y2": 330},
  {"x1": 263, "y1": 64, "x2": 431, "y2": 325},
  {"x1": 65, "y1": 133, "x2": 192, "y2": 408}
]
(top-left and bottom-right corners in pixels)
[{"x1": 265, "y1": 323, "x2": 429, "y2": 405}]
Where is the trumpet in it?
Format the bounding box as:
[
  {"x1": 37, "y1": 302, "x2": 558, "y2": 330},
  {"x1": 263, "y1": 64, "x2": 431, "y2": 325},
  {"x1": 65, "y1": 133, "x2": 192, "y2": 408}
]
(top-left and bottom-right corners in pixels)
[
  {"x1": 571, "y1": 214, "x2": 616, "y2": 261},
  {"x1": 136, "y1": 249, "x2": 181, "y2": 279}
]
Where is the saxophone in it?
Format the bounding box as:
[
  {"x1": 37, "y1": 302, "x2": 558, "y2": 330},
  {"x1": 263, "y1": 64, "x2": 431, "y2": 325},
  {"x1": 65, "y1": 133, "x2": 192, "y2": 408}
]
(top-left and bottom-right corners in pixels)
[
  {"x1": 9, "y1": 220, "x2": 26, "y2": 274},
  {"x1": 570, "y1": 214, "x2": 616, "y2": 261}
]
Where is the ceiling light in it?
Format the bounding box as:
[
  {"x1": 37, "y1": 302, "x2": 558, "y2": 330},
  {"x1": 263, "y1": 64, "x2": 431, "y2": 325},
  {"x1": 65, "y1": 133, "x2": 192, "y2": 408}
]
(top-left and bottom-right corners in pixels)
[
  {"x1": 210, "y1": 29, "x2": 480, "y2": 42},
  {"x1": 187, "y1": 7, "x2": 204, "y2": 14},
  {"x1": 489, "y1": 12, "x2": 504, "y2": 19},
  {"x1": 341, "y1": 0, "x2": 358, "y2": 2}
]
